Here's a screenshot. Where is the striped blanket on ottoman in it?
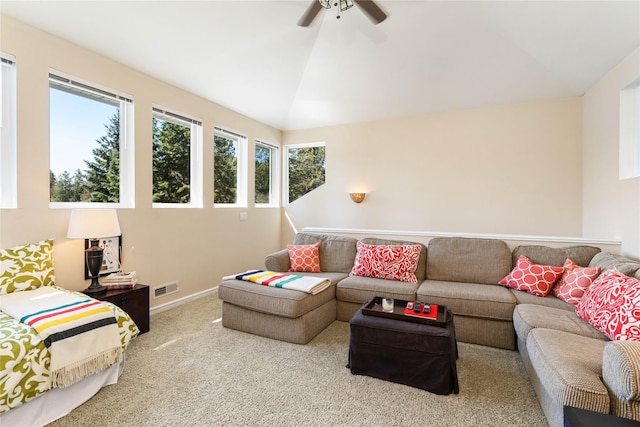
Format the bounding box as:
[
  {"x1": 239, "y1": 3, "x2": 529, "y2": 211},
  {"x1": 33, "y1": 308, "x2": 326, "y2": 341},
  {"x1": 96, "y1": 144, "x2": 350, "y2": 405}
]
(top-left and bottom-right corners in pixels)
[
  {"x1": 223, "y1": 270, "x2": 331, "y2": 295},
  {"x1": 0, "y1": 287, "x2": 123, "y2": 387}
]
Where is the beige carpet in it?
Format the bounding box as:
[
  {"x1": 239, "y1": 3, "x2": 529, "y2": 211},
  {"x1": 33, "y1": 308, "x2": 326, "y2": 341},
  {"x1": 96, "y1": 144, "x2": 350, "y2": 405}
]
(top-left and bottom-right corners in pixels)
[{"x1": 48, "y1": 290, "x2": 547, "y2": 426}]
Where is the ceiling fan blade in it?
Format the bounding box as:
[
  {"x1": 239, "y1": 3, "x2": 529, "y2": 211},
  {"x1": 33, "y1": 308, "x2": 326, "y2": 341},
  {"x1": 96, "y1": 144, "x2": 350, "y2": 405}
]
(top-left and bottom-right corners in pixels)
[
  {"x1": 354, "y1": 0, "x2": 387, "y2": 24},
  {"x1": 298, "y1": 1, "x2": 323, "y2": 27}
]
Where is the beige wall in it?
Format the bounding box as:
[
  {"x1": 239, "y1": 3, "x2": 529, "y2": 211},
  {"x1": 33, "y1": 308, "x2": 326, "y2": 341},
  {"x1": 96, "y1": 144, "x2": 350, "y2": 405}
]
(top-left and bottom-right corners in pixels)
[
  {"x1": 0, "y1": 16, "x2": 283, "y2": 307},
  {"x1": 282, "y1": 97, "x2": 584, "y2": 245},
  {"x1": 583, "y1": 48, "x2": 640, "y2": 259},
  {"x1": 3, "y1": 14, "x2": 637, "y2": 311}
]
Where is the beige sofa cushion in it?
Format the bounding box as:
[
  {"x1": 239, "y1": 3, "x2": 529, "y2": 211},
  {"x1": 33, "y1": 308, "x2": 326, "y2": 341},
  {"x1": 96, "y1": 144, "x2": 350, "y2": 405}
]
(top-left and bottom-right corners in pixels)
[
  {"x1": 509, "y1": 289, "x2": 575, "y2": 310},
  {"x1": 417, "y1": 280, "x2": 516, "y2": 321},
  {"x1": 527, "y1": 328, "x2": 610, "y2": 414},
  {"x1": 426, "y1": 237, "x2": 512, "y2": 285},
  {"x1": 218, "y1": 277, "x2": 337, "y2": 319},
  {"x1": 336, "y1": 275, "x2": 420, "y2": 304},
  {"x1": 588, "y1": 252, "x2": 640, "y2": 277},
  {"x1": 512, "y1": 245, "x2": 601, "y2": 267},
  {"x1": 360, "y1": 237, "x2": 427, "y2": 281},
  {"x1": 513, "y1": 304, "x2": 608, "y2": 342},
  {"x1": 293, "y1": 233, "x2": 358, "y2": 273}
]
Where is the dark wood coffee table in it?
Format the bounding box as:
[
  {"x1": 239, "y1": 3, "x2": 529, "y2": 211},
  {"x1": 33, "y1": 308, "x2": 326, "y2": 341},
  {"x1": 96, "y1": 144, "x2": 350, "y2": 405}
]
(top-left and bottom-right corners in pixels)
[{"x1": 347, "y1": 297, "x2": 459, "y2": 395}]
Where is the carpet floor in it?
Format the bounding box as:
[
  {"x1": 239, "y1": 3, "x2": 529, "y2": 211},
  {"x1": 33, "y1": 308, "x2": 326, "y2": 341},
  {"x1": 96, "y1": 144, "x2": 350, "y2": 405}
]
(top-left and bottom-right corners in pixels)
[{"x1": 48, "y1": 290, "x2": 548, "y2": 426}]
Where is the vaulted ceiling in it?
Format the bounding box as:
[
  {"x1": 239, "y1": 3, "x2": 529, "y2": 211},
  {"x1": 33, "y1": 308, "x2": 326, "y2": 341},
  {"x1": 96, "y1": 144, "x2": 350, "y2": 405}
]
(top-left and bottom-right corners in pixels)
[{"x1": 2, "y1": 1, "x2": 639, "y2": 130}]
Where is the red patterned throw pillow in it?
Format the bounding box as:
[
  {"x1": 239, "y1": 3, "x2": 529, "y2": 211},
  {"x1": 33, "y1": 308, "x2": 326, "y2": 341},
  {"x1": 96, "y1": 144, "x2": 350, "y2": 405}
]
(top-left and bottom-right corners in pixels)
[
  {"x1": 350, "y1": 242, "x2": 421, "y2": 283},
  {"x1": 287, "y1": 242, "x2": 321, "y2": 272},
  {"x1": 552, "y1": 258, "x2": 601, "y2": 305},
  {"x1": 576, "y1": 267, "x2": 640, "y2": 341},
  {"x1": 499, "y1": 255, "x2": 564, "y2": 297}
]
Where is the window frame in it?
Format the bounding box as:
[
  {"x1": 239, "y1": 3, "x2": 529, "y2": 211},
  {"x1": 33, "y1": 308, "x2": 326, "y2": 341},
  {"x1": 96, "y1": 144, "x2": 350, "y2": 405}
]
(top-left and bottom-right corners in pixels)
[
  {"x1": 48, "y1": 70, "x2": 135, "y2": 208},
  {"x1": 151, "y1": 106, "x2": 203, "y2": 208},
  {"x1": 619, "y1": 77, "x2": 640, "y2": 180},
  {"x1": 213, "y1": 127, "x2": 247, "y2": 208},
  {"x1": 283, "y1": 141, "x2": 326, "y2": 205},
  {"x1": 0, "y1": 53, "x2": 17, "y2": 209},
  {"x1": 254, "y1": 140, "x2": 279, "y2": 208}
]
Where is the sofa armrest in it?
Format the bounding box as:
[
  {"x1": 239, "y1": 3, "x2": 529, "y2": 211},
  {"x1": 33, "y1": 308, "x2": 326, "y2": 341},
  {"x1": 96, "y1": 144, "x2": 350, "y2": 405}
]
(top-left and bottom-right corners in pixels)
[
  {"x1": 265, "y1": 248, "x2": 290, "y2": 272},
  {"x1": 602, "y1": 340, "x2": 640, "y2": 418}
]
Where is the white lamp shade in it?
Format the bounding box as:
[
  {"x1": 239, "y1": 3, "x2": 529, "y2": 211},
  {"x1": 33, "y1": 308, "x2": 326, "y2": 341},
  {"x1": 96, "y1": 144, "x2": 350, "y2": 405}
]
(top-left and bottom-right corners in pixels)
[{"x1": 67, "y1": 209, "x2": 121, "y2": 239}]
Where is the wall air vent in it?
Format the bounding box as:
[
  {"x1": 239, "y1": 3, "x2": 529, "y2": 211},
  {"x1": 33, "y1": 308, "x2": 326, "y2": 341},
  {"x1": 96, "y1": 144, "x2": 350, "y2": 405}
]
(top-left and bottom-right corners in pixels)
[{"x1": 154, "y1": 281, "x2": 178, "y2": 299}]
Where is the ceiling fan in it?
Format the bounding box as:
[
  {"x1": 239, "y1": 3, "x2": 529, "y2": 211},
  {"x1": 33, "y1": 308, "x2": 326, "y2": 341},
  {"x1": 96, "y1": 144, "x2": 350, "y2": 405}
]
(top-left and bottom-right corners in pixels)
[{"x1": 298, "y1": 0, "x2": 387, "y2": 27}]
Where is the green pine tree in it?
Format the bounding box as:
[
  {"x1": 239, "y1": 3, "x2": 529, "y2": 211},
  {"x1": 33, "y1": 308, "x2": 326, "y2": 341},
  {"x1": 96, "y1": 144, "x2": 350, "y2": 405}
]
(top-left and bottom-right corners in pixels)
[
  {"x1": 84, "y1": 113, "x2": 120, "y2": 202},
  {"x1": 214, "y1": 135, "x2": 238, "y2": 204},
  {"x1": 255, "y1": 145, "x2": 270, "y2": 204},
  {"x1": 152, "y1": 118, "x2": 191, "y2": 203},
  {"x1": 49, "y1": 170, "x2": 57, "y2": 200},
  {"x1": 71, "y1": 169, "x2": 90, "y2": 201},
  {"x1": 288, "y1": 146, "x2": 325, "y2": 203},
  {"x1": 51, "y1": 171, "x2": 75, "y2": 202}
]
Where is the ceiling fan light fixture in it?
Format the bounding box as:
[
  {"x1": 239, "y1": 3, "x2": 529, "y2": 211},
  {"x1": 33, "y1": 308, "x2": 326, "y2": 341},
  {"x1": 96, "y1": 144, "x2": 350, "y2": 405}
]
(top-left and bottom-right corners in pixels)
[
  {"x1": 301, "y1": 0, "x2": 385, "y2": 27},
  {"x1": 340, "y1": 0, "x2": 354, "y2": 12}
]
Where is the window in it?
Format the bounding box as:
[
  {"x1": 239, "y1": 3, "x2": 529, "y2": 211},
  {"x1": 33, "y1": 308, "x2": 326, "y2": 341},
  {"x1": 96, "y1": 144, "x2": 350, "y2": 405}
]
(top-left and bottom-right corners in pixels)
[
  {"x1": 214, "y1": 127, "x2": 247, "y2": 206},
  {"x1": 620, "y1": 77, "x2": 640, "y2": 179},
  {"x1": 255, "y1": 140, "x2": 279, "y2": 206},
  {"x1": 49, "y1": 71, "x2": 134, "y2": 207},
  {"x1": 152, "y1": 107, "x2": 202, "y2": 207},
  {"x1": 284, "y1": 142, "x2": 326, "y2": 204},
  {"x1": 1, "y1": 53, "x2": 17, "y2": 208}
]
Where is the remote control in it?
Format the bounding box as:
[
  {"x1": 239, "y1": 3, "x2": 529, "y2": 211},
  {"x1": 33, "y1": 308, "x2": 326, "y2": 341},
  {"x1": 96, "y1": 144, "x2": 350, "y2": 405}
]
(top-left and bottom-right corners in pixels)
[
  {"x1": 413, "y1": 302, "x2": 421, "y2": 313},
  {"x1": 423, "y1": 303, "x2": 431, "y2": 313}
]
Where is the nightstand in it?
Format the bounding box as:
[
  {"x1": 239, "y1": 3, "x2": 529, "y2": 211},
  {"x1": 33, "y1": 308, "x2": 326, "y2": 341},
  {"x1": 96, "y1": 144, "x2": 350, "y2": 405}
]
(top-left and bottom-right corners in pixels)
[{"x1": 89, "y1": 284, "x2": 150, "y2": 334}]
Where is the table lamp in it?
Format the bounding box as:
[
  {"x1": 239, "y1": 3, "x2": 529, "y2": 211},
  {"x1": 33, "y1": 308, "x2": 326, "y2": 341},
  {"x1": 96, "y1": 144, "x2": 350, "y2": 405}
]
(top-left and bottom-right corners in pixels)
[{"x1": 67, "y1": 209, "x2": 121, "y2": 293}]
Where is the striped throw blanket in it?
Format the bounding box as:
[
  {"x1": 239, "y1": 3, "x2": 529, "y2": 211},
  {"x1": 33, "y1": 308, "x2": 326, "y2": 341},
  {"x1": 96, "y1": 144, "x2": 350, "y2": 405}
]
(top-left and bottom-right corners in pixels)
[
  {"x1": 222, "y1": 270, "x2": 331, "y2": 295},
  {"x1": 0, "y1": 287, "x2": 123, "y2": 387}
]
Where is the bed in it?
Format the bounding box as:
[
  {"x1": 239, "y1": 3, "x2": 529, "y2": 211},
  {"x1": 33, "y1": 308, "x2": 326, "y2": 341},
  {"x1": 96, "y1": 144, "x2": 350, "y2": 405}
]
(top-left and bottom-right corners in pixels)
[{"x1": 0, "y1": 239, "x2": 139, "y2": 426}]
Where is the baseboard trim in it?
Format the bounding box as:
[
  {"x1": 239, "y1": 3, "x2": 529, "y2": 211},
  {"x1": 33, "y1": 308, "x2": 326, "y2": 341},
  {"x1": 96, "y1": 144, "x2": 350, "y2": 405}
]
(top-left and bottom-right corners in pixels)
[{"x1": 150, "y1": 286, "x2": 218, "y2": 316}]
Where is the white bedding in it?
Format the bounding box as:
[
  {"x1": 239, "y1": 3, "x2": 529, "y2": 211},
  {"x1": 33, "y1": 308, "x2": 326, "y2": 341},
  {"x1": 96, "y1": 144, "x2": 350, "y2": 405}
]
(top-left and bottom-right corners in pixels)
[
  {"x1": 0, "y1": 287, "x2": 138, "y2": 420},
  {"x1": 0, "y1": 362, "x2": 122, "y2": 427}
]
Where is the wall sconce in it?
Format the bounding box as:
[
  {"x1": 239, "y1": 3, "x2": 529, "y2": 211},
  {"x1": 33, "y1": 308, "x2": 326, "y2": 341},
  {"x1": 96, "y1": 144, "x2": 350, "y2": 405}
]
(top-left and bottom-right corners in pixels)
[{"x1": 349, "y1": 193, "x2": 366, "y2": 203}]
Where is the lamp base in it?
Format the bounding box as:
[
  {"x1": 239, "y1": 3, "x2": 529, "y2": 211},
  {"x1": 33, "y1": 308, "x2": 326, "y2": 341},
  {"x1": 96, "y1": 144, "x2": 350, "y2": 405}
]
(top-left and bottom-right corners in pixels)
[
  {"x1": 85, "y1": 239, "x2": 106, "y2": 294},
  {"x1": 83, "y1": 282, "x2": 106, "y2": 294}
]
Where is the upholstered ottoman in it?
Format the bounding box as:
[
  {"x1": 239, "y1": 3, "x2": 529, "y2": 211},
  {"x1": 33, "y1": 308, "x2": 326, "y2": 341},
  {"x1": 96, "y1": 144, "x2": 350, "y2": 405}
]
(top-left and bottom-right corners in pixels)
[
  {"x1": 218, "y1": 278, "x2": 338, "y2": 344},
  {"x1": 348, "y1": 308, "x2": 459, "y2": 395}
]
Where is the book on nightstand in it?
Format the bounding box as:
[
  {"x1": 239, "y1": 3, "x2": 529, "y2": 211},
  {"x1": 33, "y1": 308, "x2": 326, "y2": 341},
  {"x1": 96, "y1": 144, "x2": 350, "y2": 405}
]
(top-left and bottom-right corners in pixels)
[
  {"x1": 103, "y1": 282, "x2": 137, "y2": 290},
  {"x1": 102, "y1": 271, "x2": 138, "y2": 289}
]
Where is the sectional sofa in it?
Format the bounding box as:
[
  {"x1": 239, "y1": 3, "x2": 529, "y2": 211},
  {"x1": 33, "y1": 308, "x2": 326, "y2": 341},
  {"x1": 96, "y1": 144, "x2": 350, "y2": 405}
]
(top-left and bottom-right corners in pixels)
[{"x1": 218, "y1": 232, "x2": 640, "y2": 427}]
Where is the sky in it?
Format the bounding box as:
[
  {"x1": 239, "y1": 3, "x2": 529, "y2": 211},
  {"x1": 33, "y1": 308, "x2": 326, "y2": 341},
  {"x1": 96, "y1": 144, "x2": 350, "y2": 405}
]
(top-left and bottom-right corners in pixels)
[{"x1": 49, "y1": 87, "x2": 118, "y2": 177}]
